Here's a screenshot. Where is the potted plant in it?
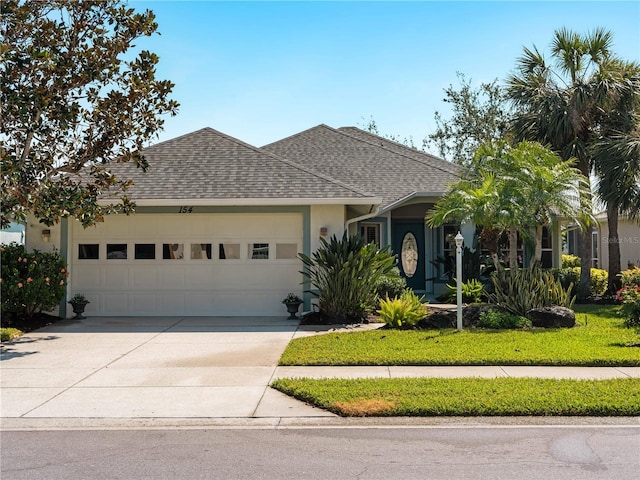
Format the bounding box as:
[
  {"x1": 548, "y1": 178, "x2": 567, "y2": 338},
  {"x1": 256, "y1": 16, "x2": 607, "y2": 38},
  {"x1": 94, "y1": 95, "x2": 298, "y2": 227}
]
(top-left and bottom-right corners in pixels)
[
  {"x1": 69, "y1": 293, "x2": 90, "y2": 319},
  {"x1": 282, "y1": 293, "x2": 303, "y2": 320}
]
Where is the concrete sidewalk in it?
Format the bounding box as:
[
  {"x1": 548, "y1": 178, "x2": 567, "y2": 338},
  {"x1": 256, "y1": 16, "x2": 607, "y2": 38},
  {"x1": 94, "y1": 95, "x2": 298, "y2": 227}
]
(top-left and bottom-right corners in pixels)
[{"x1": 1, "y1": 317, "x2": 638, "y2": 430}]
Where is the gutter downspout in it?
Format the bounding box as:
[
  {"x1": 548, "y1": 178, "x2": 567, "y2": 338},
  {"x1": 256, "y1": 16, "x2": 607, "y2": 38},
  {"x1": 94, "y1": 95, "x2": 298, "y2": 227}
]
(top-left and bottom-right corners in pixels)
[{"x1": 344, "y1": 204, "x2": 381, "y2": 234}]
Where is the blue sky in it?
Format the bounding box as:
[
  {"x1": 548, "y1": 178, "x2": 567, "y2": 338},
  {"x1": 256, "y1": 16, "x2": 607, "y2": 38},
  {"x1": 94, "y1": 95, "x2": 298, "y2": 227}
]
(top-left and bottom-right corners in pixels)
[{"x1": 134, "y1": 1, "x2": 640, "y2": 155}]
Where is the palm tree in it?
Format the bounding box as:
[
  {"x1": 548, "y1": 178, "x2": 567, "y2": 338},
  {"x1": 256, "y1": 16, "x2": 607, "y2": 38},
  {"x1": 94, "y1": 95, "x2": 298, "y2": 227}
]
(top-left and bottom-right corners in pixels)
[
  {"x1": 506, "y1": 27, "x2": 634, "y2": 298},
  {"x1": 591, "y1": 60, "x2": 640, "y2": 291},
  {"x1": 511, "y1": 142, "x2": 595, "y2": 264},
  {"x1": 426, "y1": 172, "x2": 510, "y2": 271},
  {"x1": 593, "y1": 131, "x2": 640, "y2": 290},
  {"x1": 427, "y1": 141, "x2": 593, "y2": 270}
]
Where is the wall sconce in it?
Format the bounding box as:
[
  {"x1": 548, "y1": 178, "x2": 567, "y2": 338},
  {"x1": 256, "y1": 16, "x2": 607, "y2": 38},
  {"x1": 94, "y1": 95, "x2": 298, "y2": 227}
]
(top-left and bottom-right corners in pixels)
[
  {"x1": 41, "y1": 229, "x2": 51, "y2": 243},
  {"x1": 319, "y1": 227, "x2": 328, "y2": 237}
]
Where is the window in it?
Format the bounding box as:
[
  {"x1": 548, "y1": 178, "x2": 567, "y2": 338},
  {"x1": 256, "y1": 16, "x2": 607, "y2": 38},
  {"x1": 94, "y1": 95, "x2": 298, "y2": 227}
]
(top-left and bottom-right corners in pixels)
[
  {"x1": 219, "y1": 243, "x2": 240, "y2": 260},
  {"x1": 78, "y1": 244, "x2": 99, "y2": 260},
  {"x1": 191, "y1": 243, "x2": 212, "y2": 260},
  {"x1": 541, "y1": 227, "x2": 553, "y2": 268},
  {"x1": 134, "y1": 243, "x2": 155, "y2": 260},
  {"x1": 276, "y1": 243, "x2": 298, "y2": 259},
  {"x1": 250, "y1": 243, "x2": 269, "y2": 259},
  {"x1": 361, "y1": 224, "x2": 380, "y2": 247},
  {"x1": 163, "y1": 243, "x2": 184, "y2": 260},
  {"x1": 107, "y1": 243, "x2": 127, "y2": 259}
]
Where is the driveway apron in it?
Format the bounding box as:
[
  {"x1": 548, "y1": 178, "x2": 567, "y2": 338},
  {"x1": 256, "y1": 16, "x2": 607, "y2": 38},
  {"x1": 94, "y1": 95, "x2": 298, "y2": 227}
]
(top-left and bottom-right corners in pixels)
[{"x1": 0, "y1": 316, "x2": 331, "y2": 421}]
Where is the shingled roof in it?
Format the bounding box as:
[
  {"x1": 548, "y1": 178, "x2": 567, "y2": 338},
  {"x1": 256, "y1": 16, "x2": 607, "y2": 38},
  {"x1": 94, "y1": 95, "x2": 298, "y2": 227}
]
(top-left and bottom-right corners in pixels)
[
  {"x1": 101, "y1": 127, "x2": 377, "y2": 203},
  {"x1": 262, "y1": 124, "x2": 461, "y2": 210}
]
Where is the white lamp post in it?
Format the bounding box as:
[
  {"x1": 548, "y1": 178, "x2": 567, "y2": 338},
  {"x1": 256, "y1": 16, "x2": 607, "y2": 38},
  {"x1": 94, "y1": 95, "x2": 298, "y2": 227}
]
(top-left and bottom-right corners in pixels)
[{"x1": 455, "y1": 231, "x2": 464, "y2": 332}]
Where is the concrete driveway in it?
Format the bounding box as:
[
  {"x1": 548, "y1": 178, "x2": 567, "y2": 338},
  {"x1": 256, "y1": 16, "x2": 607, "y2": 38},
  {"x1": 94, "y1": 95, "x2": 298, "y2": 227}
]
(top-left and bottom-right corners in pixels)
[{"x1": 1, "y1": 316, "x2": 334, "y2": 425}]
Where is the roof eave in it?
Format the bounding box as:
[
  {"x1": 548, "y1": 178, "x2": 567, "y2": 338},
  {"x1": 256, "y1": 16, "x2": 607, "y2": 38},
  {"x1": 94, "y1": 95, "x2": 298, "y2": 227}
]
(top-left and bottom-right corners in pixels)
[
  {"x1": 98, "y1": 197, "x2": 382, "y2": 207},
  {"x1": 378, "y1": 191, "x2": 447, "y2": 215}
]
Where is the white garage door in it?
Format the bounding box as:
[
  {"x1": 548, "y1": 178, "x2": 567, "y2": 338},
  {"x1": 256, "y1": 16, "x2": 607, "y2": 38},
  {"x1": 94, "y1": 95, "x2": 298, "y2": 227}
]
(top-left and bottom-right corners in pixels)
[{"x1": 69, "y1": 213, "x2": 304, "y2": 316}]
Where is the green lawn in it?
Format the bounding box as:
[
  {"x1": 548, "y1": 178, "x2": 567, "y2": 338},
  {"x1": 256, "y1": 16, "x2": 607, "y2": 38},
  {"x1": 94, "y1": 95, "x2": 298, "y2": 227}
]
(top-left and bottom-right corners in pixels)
[
  {"x1": 272, "y1": 377, "x2": 640, "y2": 416},
  {"x1": 279, "y1": 305, "x2": 640, "y2": 366}
]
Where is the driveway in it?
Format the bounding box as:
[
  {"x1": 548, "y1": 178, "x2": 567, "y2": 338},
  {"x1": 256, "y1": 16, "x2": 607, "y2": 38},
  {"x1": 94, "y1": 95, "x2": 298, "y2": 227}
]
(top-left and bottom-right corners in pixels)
[{"x1": 1, "y1": 316, "x2": 334, "y2": 425}]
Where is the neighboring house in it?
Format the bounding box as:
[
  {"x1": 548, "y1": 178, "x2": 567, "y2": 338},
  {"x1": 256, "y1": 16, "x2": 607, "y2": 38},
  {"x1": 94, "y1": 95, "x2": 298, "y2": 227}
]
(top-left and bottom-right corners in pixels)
[
  {"x1": 22, "y1": 124, "x2": 562, "y2": 317},
  {"x1": 566, "y1": 213, "x2": 640, "y2": 270}
]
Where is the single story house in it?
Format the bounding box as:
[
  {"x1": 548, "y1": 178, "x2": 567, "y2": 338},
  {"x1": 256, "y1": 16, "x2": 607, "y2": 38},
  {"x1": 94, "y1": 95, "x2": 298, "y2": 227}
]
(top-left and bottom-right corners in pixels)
[
  {"x1": 565, "y1": 213, "x2": 640, "y2": 270},
  {"x1": 23, "y1": 125, "x2": 563, "y2": 317}
]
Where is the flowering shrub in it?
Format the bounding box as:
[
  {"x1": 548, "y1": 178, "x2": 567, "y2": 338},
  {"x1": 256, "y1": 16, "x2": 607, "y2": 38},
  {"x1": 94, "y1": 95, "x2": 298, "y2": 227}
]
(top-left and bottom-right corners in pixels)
[
  {"x1": 617, "y1": 267, "x2": 640, "y2": 328},
  {"x1": 1, "y1": 243, "x2": 67, "y2": 320}
]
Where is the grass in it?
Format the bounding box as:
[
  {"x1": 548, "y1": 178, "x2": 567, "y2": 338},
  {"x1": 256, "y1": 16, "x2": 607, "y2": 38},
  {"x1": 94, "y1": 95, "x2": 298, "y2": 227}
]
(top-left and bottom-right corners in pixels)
[
  {"x1": 271, "y1": 377, "x2": 640, "y2": 416},
  {"x1": 279, "y1": 305, "x2": 640, "y2": 366},
  {"x1": 0, "y1": 327, "x2": 23, "y2": 342}
]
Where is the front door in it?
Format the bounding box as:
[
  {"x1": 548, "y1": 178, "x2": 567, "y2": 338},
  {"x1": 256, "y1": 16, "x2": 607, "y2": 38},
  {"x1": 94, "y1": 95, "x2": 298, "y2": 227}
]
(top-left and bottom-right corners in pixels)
[{"x1": 392, "y1": 222, "x2": 425, "y2": 291}]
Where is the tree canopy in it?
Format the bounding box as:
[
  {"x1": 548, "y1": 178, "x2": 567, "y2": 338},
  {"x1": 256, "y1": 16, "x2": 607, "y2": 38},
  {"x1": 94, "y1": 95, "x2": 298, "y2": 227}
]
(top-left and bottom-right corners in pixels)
[
  {"x1": 507, "y1": 28, "x2": 640, "y2": 297},
  {"x1": 1, "y1": 0, "x2": 179, "y2": 228},
  {"x1": 424, "y1": 72, "x2": 512, "y2": 167}
]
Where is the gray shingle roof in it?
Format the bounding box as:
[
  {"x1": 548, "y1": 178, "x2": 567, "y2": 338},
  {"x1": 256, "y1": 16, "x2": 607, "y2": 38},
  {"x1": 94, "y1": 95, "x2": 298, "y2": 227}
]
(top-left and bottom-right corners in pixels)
[
  {"x1": 262, "y1": 124, "x2": 461, "y2": 209},
  {"x1": 102, "y1": 128, "x2": 376, "y2": 202}
]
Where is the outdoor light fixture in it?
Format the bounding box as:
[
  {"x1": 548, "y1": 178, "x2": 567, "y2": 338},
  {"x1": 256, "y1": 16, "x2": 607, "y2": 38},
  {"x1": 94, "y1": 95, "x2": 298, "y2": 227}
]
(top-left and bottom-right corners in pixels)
[
  {"x1": 41, "y1": 229, "x2": 51, "y2": 243},
  {"x1": 320, "y1": 227, "x2": 328, "y2": 237},
  {"x1": 455, "y1": 231, "x2": 464, "y2": 332}
]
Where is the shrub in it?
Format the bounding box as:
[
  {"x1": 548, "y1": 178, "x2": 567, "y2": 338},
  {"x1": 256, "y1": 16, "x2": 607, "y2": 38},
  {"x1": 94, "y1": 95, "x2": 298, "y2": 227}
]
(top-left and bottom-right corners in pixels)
[
  {"x1": 299, "y1": 233, "x2": 397, "y2": 323},
  {"x1": 554, "y1": 267, "x2": 608, "y2": 297},
  {"x1": 487, "y1": 266, "x2": 575, "y2": 317},
  {"x1": 477, "y1": 309, "x2": 530, "y2": 329},
  {"x1": 377, "y1": 289, "x2": 428, "y2": 329},
  {"x1": 620, "y1": 267, "x2": 640, "y2": 287},
  {"x1": 375, "y1": 267, "x2": 407, "y2": 301},
  {"x1": 442, "y1": 278, "x2": 485, "y2": 304},
  {"x1": 561, "y1": 254, "x2": 581, "y2": 268},
  {"x1": 1, "y1": 243, "x2": 67, "y2": 321},
  {"x1": 618, "y1": 267, "x2": 640, "y2": 328},
  {"x1": 0, "y1": 327, "x2": 23, "y2": 342}
]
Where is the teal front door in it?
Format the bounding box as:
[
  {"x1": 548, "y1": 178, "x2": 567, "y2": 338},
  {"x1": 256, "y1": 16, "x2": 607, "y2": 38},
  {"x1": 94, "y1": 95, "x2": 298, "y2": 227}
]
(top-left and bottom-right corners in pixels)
[{"x1": 393, "y1": 222, "x2": 425, "y2": 291}]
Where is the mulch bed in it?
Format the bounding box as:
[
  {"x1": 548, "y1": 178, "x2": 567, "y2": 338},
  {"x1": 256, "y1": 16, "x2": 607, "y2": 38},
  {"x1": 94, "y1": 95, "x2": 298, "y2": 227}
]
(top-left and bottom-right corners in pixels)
[{"x1": 1, "y1": 312, "x2": 64, "y2": 333}]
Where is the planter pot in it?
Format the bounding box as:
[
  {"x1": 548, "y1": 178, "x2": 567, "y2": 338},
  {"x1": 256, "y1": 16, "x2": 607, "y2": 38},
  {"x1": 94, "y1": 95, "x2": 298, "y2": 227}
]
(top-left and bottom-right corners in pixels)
[
  {"x1": 69, "y1": 301, "x2": 89, "y2": 319},
  {"x1": 284, "y1": 301, "x2": 302, "y2": 320}
]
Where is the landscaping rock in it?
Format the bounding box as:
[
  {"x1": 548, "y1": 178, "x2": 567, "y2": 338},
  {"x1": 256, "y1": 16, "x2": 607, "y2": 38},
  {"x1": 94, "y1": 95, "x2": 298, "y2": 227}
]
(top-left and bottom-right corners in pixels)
[{"x1": 527, "y1": 306, "x2": 576, "y2": 328}]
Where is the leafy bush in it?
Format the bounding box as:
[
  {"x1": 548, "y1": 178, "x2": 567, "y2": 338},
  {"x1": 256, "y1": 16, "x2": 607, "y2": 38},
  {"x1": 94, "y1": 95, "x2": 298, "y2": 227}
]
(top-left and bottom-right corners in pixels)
[
  {"x1": 1, "y1": 243, "x2": 67, "y2": 321},
  {"x1": 443, "y1": 278, "x2": 485, "y2": 303},
  {"x1": 375, "y1": 267, "x2": 407, "y2": 301},
  {"x1": 561, "y1": 254, "x2": 581, "y2": 268},
  {"x1": 487, "y1": 266, "x2": 575, "y2": 317},
  {"x1": 377, "y1": 289, "x2": 428, "y2": 329},
  {"x1": 620, "y1": 267, "x2": 640, "y2": 287},
  {"x1": 299, "y1": 233, "x2": 397, "y2": 323},
  {"x1": 477, "y1": 309, "x2": 530, "y2": 329},
  {"x1": 0, "y1": 327, "x2": 23, "y2": 342},
  {"x1": 554, "y1": 267, "x2": 608, "y2": 297},
  {"x1": 618, "y1": 267, "x2": 640, "y2": 327}
]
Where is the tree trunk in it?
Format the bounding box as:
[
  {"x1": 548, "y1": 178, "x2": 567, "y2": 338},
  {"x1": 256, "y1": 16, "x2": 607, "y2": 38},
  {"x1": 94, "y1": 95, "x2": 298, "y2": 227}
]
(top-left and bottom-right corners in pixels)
[
  {"x1": 606, "y1": 204, "x2": 622, "y2": 293},
  {"x1": 533, "y1": 224, "x2": 543, "y2": 266},
  {"x1": 577, "y1": 157, "x2": 593, "y2": 300},
  {"x1": 578, "y1": 228, "x2": 593, "y2": 299},
  {"x1": 508, "y1": 228, "x2": 518, "y2": 269}
]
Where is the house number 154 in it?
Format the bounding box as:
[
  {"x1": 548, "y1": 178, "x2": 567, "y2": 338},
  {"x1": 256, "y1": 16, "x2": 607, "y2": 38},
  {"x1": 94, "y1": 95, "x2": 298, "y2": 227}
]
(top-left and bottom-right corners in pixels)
[{"x1": 178, "y1": 206, "x2": 193, "y2": 213}]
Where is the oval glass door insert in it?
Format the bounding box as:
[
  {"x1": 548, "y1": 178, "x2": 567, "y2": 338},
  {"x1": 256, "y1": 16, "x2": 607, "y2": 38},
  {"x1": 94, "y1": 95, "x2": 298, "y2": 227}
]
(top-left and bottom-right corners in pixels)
[{"x1": 401, "y1": 232, "x2": 418, "y2": 278}]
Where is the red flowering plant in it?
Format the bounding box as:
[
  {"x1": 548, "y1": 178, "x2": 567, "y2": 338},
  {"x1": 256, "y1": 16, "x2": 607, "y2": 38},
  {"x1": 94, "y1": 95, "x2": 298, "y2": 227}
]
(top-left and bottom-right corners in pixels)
[
  {"x1": 617, "y1": 267, "x2": 640, "y2": 328},
  {"x1": 0, "y1": 243, "x2": 67, "y2": 321}
]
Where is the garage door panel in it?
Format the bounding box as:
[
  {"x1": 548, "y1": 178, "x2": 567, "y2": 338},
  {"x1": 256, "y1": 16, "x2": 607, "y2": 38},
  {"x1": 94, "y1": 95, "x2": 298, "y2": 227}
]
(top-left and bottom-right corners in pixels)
[
  {"x1": 70, "y1": 213, "x2": 303, "y2": 316},
  {"x1": 131, "y1": 267, "x2": 158, "y2": 289},
  {"x1": 105, "y1": 268, "x2": 130, "y2": 289},
  {"x1": 73, "y1": 266, "x2": 102, "y2": 289}
]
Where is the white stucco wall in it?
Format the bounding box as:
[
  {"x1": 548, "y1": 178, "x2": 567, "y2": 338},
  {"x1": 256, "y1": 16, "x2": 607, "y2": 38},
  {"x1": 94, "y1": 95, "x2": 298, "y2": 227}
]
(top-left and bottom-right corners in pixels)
[
  {"x1": 600, "y1": 219, "x2": 640, "y2": 270},
  {"x1": 310, "y1": 205, "x2": 346, "y2": 253},
  {"x1": 24, "y1": 216, "x2": 63, "y2": 254}
]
